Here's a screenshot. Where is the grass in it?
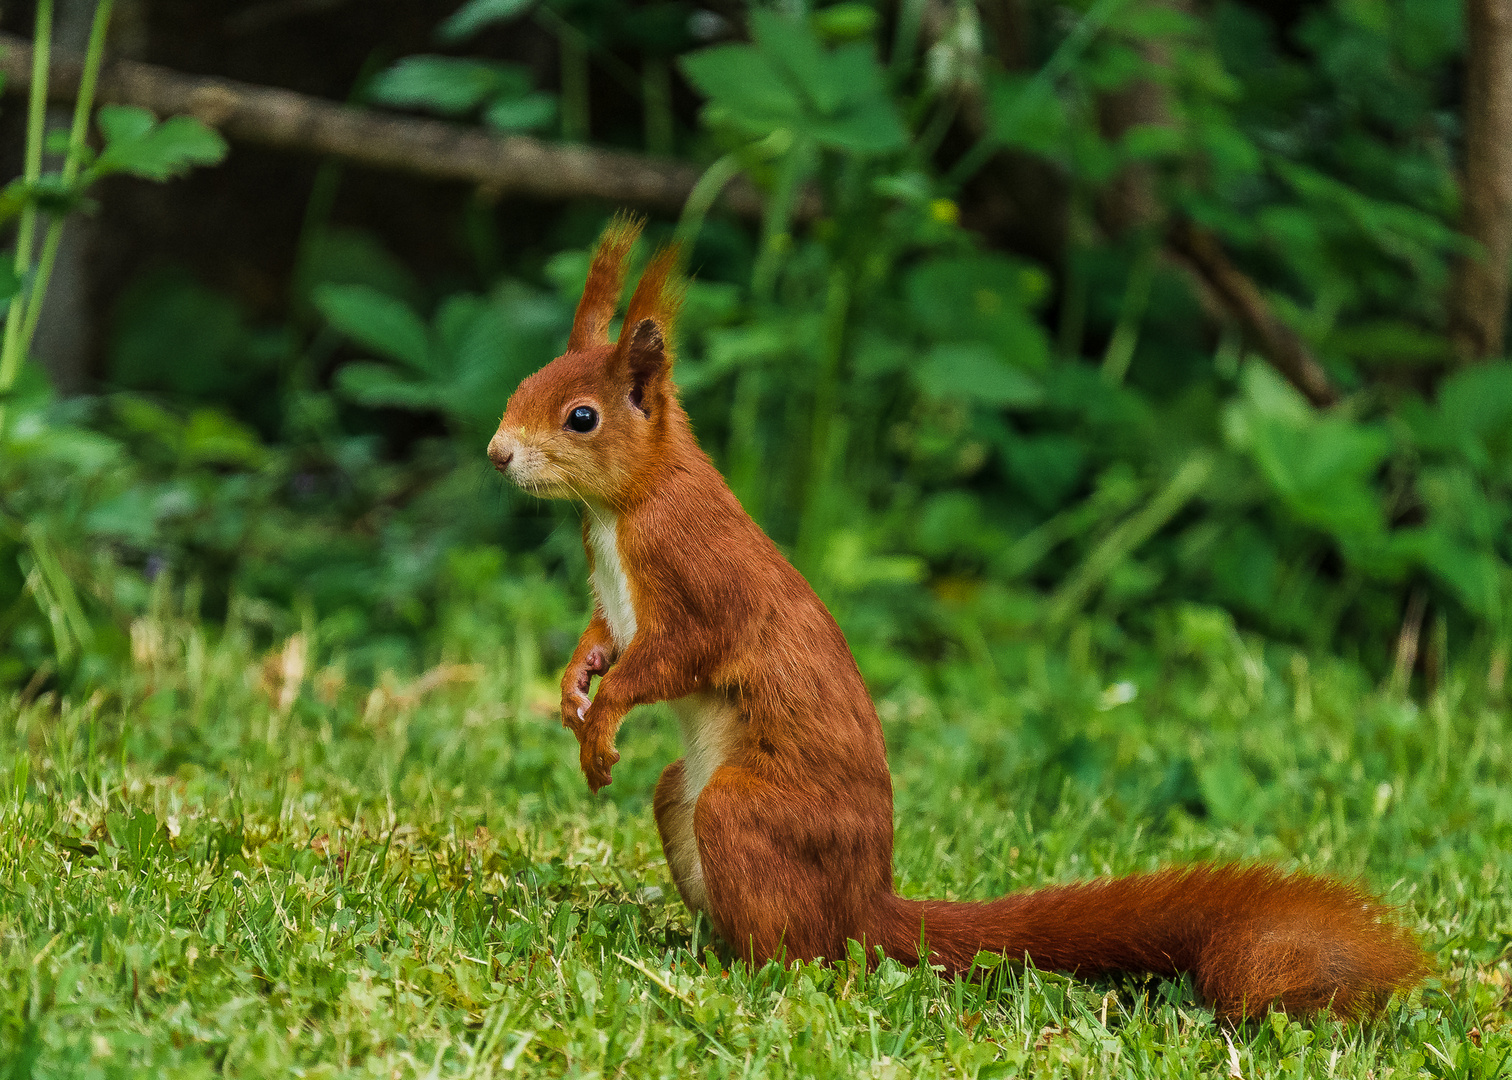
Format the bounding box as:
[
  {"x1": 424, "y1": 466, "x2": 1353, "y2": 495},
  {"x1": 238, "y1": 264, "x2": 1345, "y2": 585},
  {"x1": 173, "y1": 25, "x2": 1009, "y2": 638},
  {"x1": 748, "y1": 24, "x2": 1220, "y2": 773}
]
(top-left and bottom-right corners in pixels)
[{"x1": 1, "y1": 593, "x2": 1510, "y2": 1078}]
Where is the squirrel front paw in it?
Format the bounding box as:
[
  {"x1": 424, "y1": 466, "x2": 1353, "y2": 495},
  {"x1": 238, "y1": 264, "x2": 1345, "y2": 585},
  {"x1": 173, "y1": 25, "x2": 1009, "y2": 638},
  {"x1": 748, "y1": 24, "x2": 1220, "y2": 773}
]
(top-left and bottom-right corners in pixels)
[
  {"x1": 560, "y1": 645, "x2": 610, "y2": 733},
  {"x1": 560, "y1": 687, "x2": 592, "y2": 734},
  {"x1": 578, "y1": 725, "x2": 620, "y2": 793}
]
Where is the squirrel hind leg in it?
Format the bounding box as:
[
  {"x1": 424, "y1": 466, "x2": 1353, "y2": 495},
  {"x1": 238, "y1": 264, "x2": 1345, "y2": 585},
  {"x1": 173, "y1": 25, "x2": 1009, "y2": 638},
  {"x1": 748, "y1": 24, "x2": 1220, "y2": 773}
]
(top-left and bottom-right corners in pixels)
[
  {"x1": 653, "y1": 759, "x2": 710, "y2": 916},
  {"x1": 692, "y1": 765, "x2": 894, "y2": 967}
]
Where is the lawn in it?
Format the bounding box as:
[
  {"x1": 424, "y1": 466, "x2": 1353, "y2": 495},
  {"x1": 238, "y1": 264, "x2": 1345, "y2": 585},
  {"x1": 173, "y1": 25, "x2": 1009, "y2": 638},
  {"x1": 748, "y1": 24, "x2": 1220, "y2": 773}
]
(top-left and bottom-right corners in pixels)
[{"x1": 2, "y1": 600, "x2": 1509, "y2": 1077}]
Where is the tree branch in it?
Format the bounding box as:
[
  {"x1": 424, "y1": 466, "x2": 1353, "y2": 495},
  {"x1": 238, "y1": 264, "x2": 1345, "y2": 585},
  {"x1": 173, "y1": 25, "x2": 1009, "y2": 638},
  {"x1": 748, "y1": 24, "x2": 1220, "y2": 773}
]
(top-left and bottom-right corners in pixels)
[
  {"x1": 1169, "y1": 222, "x2": 1339, "y2": 408},
  {"x1": 0, "y1": 31, "x2": 767, "y2": 218},
  {"x1": 1449, "y1": 0, "x2": 1512, "y2": 361}
]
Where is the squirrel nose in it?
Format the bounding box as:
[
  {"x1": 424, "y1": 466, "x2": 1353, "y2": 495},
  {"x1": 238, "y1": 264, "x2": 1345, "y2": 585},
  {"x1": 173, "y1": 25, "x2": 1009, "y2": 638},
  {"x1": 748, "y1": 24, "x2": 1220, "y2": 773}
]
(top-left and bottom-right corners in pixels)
[{"x1": 487, "y1": 432, "x2": 516, "y2": 473}]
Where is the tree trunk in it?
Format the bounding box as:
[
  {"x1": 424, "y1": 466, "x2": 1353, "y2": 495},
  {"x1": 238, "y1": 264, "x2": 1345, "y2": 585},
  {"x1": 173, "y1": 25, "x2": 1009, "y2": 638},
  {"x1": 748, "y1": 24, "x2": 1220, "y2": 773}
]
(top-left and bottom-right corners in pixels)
[{"x1": 1449, "y1": 0, "x2": 1512, "y2": 362}]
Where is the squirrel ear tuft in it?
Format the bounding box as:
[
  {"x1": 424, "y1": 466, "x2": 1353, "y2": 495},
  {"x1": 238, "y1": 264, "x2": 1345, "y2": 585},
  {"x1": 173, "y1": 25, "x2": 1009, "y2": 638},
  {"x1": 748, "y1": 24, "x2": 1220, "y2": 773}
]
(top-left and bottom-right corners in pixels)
[
  {"x1": 610, "y1": 240, "x2": 683, "y2": 417},
  {"x1": 624, "y1": 318, "x2": 667, "y2": 416},
  {"x1": 569, "y1": 215, "x2": 643, "y2": 351}
]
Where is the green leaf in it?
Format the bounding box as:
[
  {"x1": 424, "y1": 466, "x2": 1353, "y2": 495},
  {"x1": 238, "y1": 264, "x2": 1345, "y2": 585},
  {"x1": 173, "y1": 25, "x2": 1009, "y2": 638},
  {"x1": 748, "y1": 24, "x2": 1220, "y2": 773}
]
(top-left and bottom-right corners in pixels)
[
  {"x1": 1111, "y1": 4, "x2": 1202, "y2": 41},
  {"x1": 914, "y1": 491, "x2": 988, "y2": 558},
  {"x1": 986, "y1": 75, "x2": 1068, "y2": 157},
  {"x1": 105, "y1": 810, "x2": 161, "y2": 863},
  {"x1": 999, "y1": 432, "x2": 1086, "y2": 509},
  {"x1": 1401, "y1": 0, "x2": 1464, "y2": 69},
  {"x1": 97, "y1": 104, "x2": 155, "y2": 143},
  {"x1": 1394, "y1": 527, "x2": 1506, "y2": 622},
  {"x1": 182, "y1": 408, "x2": 266, "y2": 469},
  {"x1": 1421, "y1": 466, "x2": 1510, "y2": 557},
  {"x1": 294, "y1": 227, "x2": 422, "y2": 311},
  {"x1": 1231, "y1": 366, "x2": 1392, "y2": 561},
  {"x1": 823, "y1": 529, "x2": 925, "y2": 589},
  {"x1": 86, "y1": 487, "x2": 161, "y2": 547},
  {"x1": 917, "y1": 342, "x2": 1044, "y2": 408},
  {"x1": 679, "y1": 12, "x2": 905, "y2": 154},
  {"x1": 92, "y1": 107, "x2": 227, "y2": 181},
  {"x1": 0, "y1": 178, "x2": 29, "y2": 226},
  {"x1": 11, "y1": 423, "x2": 120, "y2": 475},
  {"x1": 443, "y1": 284, "x2": 569, "y2": 433},
  {"x1": 811, "y1": 2, "x2": 879, "y2": 41},
  {"x1": 1230, "y1": 363, "x2": 1310, "y2": 425},
  {"x1": 1252, "y1": 417, "x2": 1389, "y2": 516},
  {"x1": 334, "y1": 363, "x2": 447, "y2": 412},
  {"x1": 1433, "y1": 362, "x2": 1512, "y2": 472},
  {"x1": 0, "y1": 177, "x2": 79, "y2": 229},
  {"x1": 680, "y1": 45, "x2": 803, "y2": 131},
  {"x1": 1197, "y1": 756, "x2": 1261, "y2": 826},
  {"x1": 1121, "y1": 122, "x2": 1186, "y2": 162},
  {"x1": 323, "y1": 283, "x2": 564, "y2": 431},
  {"x1": 313, "y1": 285, "x2": 432, "y2": 373},
  {"x1": 484, "y1": 92, "x2": 558, "y2": 132},
  {"x1": 437, "y1": 0, "x2": 535, "y2": 43},
  {"x1": 755, "y1": 10, "x2": 844, "y2": 116},
  {"x1": 1324, "y1": 321, "x2": 1454, "y2": 368},
  {"x1": 906, "y1": 254, "x2": 1051, "y2": 369},
  {"x1": 368, "y1": 57, "x2": 530, "y2": 116}
]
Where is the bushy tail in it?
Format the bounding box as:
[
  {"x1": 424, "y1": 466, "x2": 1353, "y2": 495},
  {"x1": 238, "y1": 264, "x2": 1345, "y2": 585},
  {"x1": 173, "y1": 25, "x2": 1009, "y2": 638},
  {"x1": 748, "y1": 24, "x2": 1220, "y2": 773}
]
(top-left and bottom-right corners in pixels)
[{"x1": 875, "y1": 865, "x2": 1427, "y2": 1020}]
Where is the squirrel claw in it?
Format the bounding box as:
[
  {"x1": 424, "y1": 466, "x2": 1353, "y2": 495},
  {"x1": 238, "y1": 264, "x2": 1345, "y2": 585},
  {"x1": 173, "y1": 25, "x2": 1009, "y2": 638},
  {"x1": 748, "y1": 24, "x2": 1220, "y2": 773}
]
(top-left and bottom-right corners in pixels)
[{"x1": 561, "y1": 688, "x2": 593, "y2": 732}]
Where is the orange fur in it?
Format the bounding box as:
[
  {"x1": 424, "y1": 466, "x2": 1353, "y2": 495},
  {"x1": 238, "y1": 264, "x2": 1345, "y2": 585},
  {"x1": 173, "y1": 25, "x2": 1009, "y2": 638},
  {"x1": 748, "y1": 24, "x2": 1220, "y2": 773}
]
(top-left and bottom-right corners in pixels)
[
  {"x1": 567, "y1": 213, "x2": 641, "y2": 352},
  {"x1": 486, "y1": 220, "x2": 1429, "y2": 1021}
]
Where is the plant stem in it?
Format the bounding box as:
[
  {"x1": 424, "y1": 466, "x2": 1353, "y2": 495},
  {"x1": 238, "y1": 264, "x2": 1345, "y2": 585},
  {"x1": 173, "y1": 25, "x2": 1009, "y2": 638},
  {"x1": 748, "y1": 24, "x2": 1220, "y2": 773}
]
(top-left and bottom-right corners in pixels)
[
  {"x1": 676, "y1": 131, "x2": 791, "y2": 252},
  {"x1": 889, "y1": 0, "x2": 928, "y2": 77},
  {"x1": 1046, "y1": 452, "x2": 1213, "y2": 628},
  {"x1": 751, "y1": 138, "x2": 809, "y2": 305},
  {"x1": 725, "y1": 366, "x2": 765, "y2": 520},
  {"x1": 1101, "y1": 239, "x2": 1158, "y2": 385},
  {"x1": 0, "y1": 0, "x2": 56, "y2": 434},
  {"x1": 18, "y1": 0, "x2": 115, "y2": 358},
  {"x1": 796, "y1": 264, "x2": 852, "y2": 573},
  {"x1": 1057, "y1": 193, "x2": 1093, "y2": 358},
  {"x1": 673, "y1": 152, "x2": 743, "y2": 250}
]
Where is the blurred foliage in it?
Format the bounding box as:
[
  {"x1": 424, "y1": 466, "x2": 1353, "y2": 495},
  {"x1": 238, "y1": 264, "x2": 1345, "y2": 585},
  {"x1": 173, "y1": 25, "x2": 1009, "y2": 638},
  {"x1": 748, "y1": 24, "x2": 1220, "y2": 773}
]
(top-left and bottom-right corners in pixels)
[{"x1": 2, "y1": 0, "x2": 1509, "y2": 706}]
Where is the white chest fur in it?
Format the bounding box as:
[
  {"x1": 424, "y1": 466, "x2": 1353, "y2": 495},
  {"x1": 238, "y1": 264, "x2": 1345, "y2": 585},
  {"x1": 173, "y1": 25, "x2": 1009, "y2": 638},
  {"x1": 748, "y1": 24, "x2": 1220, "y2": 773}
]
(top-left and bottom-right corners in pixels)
[
  {"x1": 670, "y1": 693, "x2": 739, "y2": 803},
  {"x1": 660, "y1": 692, "x2": 739, "y2": 917},
  {"x1": 586, "y1": 510, "x2": 637, "y2": 648}
]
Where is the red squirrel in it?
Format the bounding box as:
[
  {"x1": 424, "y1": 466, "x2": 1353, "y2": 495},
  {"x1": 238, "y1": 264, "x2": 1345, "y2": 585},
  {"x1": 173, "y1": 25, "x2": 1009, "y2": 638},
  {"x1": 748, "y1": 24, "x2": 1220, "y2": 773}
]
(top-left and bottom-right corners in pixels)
[{"x1": 486, "y1": 218, "x2": 1427, "y2": 1020}]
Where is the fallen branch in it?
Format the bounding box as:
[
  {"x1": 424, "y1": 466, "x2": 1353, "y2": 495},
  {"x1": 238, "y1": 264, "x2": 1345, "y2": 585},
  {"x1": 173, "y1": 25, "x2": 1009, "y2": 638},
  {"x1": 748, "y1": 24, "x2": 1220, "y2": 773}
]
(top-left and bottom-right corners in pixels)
[
  {"x1": 0, "y1": 31, "x2": 766, "y2": 218},
  {"x1": 1169, "y1": 221, "x2": 1339, "y2": 408}
]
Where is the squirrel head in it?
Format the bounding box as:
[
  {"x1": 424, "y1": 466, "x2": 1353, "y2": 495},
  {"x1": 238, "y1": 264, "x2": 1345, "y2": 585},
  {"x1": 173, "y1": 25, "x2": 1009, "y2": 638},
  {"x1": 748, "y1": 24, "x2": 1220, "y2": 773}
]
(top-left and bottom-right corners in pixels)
[{"x1": 489, "y1": 216, "x2": 685, "y2": 507}]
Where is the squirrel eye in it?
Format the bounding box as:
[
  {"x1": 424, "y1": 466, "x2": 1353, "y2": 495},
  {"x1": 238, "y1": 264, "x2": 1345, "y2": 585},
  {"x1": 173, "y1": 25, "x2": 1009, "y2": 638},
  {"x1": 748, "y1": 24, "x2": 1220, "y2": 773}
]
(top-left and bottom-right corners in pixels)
[{"x1": 567, "y1": 405, "x2": 598, "y2": 433}]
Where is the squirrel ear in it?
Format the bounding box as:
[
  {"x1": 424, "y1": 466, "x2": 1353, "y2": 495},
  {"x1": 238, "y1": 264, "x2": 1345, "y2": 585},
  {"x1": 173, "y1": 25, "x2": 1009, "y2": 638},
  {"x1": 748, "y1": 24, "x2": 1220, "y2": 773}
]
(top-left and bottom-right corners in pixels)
[{"x1": 623, "y1": 318, "x2": 668, "y2": 417}]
